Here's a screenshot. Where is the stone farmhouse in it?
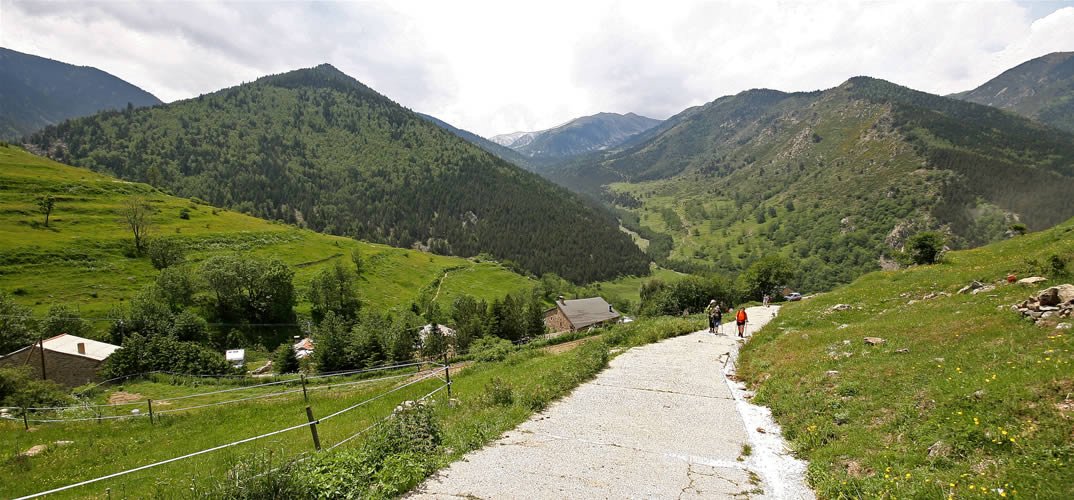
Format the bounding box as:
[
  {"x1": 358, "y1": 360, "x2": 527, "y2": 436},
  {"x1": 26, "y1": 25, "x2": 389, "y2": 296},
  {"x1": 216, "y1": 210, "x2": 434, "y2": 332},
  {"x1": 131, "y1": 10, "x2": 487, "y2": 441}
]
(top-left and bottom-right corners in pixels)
[
  {"x1": 0, "y1": 334, "x2": 119, "y2": 387},
  {"x1": 544, "y1": 296, "x2": 621, "y2": 333}
]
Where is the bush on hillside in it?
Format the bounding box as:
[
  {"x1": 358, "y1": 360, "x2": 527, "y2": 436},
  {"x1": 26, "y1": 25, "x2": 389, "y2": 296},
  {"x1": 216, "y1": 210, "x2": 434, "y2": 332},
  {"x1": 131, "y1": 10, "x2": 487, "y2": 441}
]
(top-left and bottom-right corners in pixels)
[
  {"x1": 906, "y1": 231, "x2": 946, "y2": 265},
  {"x1": 101, "y1": 333, "x2": 233, "y2": 378},
  {"x1": 639, "y1": 275, "x2": 737, "y2": 316},
  {"x1": 0, "y1": 367, "x2": 72, "y2": 410},
  {"x1": 273, "y1": 343, "x2": 300, "y2": 374},
  {"x1": 147, "y1": 238, "x2": 186, "y2": 269},
  {"x1": 0, "y1": 292, "x2": 36, "y2": 354}
]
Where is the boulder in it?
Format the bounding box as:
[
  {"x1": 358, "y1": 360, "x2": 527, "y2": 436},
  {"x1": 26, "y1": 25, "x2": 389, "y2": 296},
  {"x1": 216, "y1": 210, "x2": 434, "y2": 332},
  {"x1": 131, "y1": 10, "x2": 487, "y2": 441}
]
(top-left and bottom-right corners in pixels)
[
  {"x1": 971, "y1": 284, "x2": 996, "y2": 295},
  {"x1": 864, "y1": 337, "x2": 885, "y2": 346},
  {"x1": 958, "y1": 281, "x2": 985, "y2": 294},
  {"x1": 21, "y1": 445, "x2": 47, "y2": 457},
  {"x1": 1018, "y1": 276, "x2": 1047, "y2": 285},
  {"x1": 1038, "y1": 285, "x2": 1074, "y2": 307},
  {"x1": 1057, "y1": 323, "x2": 1072, "y2": 330},
  {"x1": 825, "y1": 370, "x2": 840, "y2": 377},
  {"x1": 252, "y1": 360, "x2": 273, "y2": 375},
  {"x1": 895, "y1": 348, "x2": 910, "y2": 354},
  {"x1": 830, "y1": 304, "x2": 852, "y2": 312}
]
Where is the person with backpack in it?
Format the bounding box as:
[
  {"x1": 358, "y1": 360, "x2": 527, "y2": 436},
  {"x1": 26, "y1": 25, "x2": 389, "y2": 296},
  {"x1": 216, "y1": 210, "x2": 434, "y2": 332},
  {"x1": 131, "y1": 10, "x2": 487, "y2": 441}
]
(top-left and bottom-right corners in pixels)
[
  {"x1": 735, "y1": 307, "x2": 748, "y2": 338},
  {"x1": 705, "y1": 300, "x2": 723, "y2": 334}
]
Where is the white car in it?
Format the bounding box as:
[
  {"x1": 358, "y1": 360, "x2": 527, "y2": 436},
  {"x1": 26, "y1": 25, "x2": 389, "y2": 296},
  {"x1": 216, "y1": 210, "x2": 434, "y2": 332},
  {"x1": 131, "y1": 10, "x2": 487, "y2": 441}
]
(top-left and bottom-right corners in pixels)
[{"x1": 783, "y1": 292, "x2": 802, "y2": 302}]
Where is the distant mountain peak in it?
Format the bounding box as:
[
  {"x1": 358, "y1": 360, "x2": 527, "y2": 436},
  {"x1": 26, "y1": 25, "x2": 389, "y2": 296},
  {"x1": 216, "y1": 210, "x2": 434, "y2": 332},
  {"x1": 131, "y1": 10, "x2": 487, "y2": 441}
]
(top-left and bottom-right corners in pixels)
[
  {"x1": 490, "y1": 112, "x2": 662, "y2": 160},
  {"x1": 952, "y1": 51, "x2": 1074, "y2": 132}
]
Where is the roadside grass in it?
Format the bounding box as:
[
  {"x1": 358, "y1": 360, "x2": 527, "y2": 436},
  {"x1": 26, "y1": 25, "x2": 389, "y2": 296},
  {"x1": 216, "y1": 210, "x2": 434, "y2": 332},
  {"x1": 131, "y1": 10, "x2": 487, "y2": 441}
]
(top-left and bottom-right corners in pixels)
[
  {"x1": 0, "y1": 145, "x2": 533, "y2": 328},
  {"x1": 738, "y1": 218, "x2": 1074, "y2": 498},
  {"x1": 1, "y1": 316, "x2": 698, "y2": 498}
]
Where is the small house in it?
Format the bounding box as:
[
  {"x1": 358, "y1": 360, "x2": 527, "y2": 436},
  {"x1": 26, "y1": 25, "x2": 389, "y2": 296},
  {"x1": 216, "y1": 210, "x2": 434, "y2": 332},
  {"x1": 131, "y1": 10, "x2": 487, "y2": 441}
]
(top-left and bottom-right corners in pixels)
[
  {"x1": 544, "y1": 297, "x2": 621, "y2": 333},
  {"x1": 0, "y1": 334, "x2": 119, "y2": 387}
]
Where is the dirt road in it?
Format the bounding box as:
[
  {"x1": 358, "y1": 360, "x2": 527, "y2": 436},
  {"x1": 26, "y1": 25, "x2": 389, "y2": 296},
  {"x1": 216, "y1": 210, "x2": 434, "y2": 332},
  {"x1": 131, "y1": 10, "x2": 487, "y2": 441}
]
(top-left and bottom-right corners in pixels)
[{"x1": 410, "y1": 305, "x2": 812, "y2": 499}]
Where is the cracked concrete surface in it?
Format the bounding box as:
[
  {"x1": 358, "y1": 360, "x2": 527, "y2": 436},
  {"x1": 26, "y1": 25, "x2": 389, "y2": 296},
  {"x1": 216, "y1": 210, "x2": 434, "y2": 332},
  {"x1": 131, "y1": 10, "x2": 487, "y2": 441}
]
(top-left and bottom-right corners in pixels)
[{"x1": 409, "y1": 306, "x2": 812, "y2": 499}]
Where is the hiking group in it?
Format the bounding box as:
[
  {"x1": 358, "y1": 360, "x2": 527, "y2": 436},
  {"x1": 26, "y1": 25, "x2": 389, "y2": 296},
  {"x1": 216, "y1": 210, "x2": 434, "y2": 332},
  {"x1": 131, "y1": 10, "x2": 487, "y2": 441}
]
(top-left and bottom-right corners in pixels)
[{"x1": 705, "y1": 300, "x2": 748, "y2": 338}]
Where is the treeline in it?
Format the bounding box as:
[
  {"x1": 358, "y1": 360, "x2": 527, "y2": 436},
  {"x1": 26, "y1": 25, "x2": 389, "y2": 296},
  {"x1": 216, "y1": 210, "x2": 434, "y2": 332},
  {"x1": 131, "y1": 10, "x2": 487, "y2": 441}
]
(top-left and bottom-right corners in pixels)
[{"x1": 27, "y1": 65, "x2": 649, "y2": 283}]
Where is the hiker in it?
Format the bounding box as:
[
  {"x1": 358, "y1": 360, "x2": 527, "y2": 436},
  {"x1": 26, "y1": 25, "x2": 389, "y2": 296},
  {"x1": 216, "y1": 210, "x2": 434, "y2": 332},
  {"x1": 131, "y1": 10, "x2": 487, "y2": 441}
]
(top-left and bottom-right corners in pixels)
[
  {"x1": 763, "y1": 294, "x2": 770, "y2": 308},
  {"x1": 735, "y1": 307, "x2": 748, "y2": 338},
  {"x1": 705, "y1": 300, "x2": 723, "y2": 334}
]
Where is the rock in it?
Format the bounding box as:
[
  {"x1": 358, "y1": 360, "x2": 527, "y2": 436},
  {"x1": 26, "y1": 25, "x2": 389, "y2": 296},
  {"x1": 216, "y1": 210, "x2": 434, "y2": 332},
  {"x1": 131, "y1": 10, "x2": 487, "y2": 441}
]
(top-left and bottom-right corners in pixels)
[
  {"x1": 864, "y1": 337, "x2": 885, "y2": 346},
  {"x1": 838, "y1": 324, "x2": 849, "y2": 329},
  {"x1": 973, "y1": 389, "x2": 986, "y2": 399},
  {"x1": 1057, "y1": 323, "x2": 1072, "y2": 330},
  {"x1": 21, "y1": 445, "x2": 47, "y2": 457},
  {"x1": 933, "y1": 357, "x2": 945, "y2": 363},
  {"x1": 895, "y1": 348, "x2": 910, "y2": 354},
  {"x1": 825, "y1": 370, "x2": 840, "y2": 377},
  {"x1": 252, "y1": 360, "x2": 273, "y2": 375},
  {"x1": 907, "y1": 300, "x2": 918, "y2": 305},
  {"x1": 1018, "y1": 276, "x2": 1047, "y2": 285},
  {"x1": 1029, "y1": 311, "x2": 1043, "y2": 319},
  {"x1": 1042, "y1": 311, "x2": 1057, "y2": 319},
  {"x1": 958, "y1": 281, "x2": 984, "y2": 294},
  {"x1": 756, "y1": 427, "x2": 767, "y2": 434},
  {"x1": 928, "y1": 440, "x2": 950, "y2": 458},
  {"x1": 53, "y1": 440, "x2": 73, "y2": 446},
  {"x1": 830, "y1": 304, "x2": 852, "y2": 312},
  {"x1": 1038, "y1": 285, "x2": 1074, "y2": 307},
  {"x1": 971, "y1": 284, "x2": 996, "y2": 295}
]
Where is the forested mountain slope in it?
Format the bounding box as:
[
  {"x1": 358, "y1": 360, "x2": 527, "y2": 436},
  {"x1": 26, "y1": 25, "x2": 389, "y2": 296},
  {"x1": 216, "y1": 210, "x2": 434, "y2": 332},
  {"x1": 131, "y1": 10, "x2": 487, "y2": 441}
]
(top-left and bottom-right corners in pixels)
[
  {"x1": 417, "y1": 113, "x2": 535, "y2": 170},
  {"x1": 953, "y1": 51, "x2": 1074, "y2": 132},
  {"x1": 0, "y1": 47, "x2": 161, "y2": 140},
  {"x1": 26, "y1": 64, "x2": 649, "y2": 283},
  {"x1": 552, "y1": 77, "x2": 1074, "y2": 291},
  {"x1": 0, "y1": 144, "x2": 533, "y2": 326}
]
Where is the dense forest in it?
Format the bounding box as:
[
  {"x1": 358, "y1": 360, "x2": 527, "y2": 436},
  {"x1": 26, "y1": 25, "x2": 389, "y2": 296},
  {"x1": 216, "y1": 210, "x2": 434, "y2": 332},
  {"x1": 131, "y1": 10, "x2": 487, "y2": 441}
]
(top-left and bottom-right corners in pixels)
[{"x1": 27, "y1": 64, "x2": 649, "y2": 283}]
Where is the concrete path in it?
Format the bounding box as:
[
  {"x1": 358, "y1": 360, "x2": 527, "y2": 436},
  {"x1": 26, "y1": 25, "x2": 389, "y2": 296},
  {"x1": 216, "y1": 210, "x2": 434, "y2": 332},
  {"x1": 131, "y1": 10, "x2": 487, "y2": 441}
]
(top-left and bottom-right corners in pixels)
[{"x1": 410, "y1": 306, "x2": 812, "y2": 499}]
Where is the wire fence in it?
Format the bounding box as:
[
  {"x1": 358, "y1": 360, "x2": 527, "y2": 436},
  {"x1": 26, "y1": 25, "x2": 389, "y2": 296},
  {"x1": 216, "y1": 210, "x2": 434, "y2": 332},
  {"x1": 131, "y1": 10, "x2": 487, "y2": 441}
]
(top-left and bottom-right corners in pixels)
[
  {"x1": 12, "y1": 367, "x2": 450, "y2": 500},
  {"x1": 0, "y1": 360, "x2": 443, "y2": 424}
]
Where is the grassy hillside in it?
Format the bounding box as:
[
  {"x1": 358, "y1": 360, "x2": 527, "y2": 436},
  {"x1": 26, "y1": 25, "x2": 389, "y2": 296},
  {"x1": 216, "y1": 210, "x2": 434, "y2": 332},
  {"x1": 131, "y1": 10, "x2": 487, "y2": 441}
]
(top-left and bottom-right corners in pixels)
[
  {"x1": 26, "y1": 64, "x2": 649, "y2": 283},
  {"x1": 0, "y1": 145, "x2": 533, "y2": 328},
  {"x1": 739, "y1": 217, "x2": 1074, "y2": 498},
  {"x1": 551, "y1": 78, "x2": 1074, "y2": 292}
]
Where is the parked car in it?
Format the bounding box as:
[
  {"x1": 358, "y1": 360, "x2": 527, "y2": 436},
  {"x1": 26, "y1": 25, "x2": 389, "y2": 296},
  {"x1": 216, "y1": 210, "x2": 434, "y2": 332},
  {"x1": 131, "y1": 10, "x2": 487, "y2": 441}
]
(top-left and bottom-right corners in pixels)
[{"x1": 783, "y1": 292, "x2": 802, "y2": 301}]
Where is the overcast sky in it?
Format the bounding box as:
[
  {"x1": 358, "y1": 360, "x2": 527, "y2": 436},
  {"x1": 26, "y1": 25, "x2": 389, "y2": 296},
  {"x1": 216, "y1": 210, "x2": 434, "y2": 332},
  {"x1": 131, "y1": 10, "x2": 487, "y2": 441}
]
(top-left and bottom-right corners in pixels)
[{"x1": 2, "y1": 0, "x2": 1073, "y2": 136}]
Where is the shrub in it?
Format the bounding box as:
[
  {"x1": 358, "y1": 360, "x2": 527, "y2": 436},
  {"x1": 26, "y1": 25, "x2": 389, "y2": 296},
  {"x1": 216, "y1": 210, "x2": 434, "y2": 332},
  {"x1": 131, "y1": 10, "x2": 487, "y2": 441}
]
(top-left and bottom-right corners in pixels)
[
  {"x1": 179, "y1": 208, "x2": 191, "y2": 220},
  {"x1": 273, "y1": 343, "x2": 300, "y2": 374},
  {"x1": 0, "y1": 367, "x2": 71, "y2": 409},
  {"x1": 479, "y1": 377, "x2": 514, "y2": 406},
  {"x1": 469, "y1": 336, "x2": 516, "y2": 362},
  {"x1": 146, "y1": 238, "x2": 185, "y2": 269},
  {"x1": 906, "y1": 231, "x2": 945, "y2": 265},
  {"x1": 41, "y1": 304, "x2": 92, "y2": 339},
  {"x1": 101, "y1": 333, "x2": 233, "y2": 378}
]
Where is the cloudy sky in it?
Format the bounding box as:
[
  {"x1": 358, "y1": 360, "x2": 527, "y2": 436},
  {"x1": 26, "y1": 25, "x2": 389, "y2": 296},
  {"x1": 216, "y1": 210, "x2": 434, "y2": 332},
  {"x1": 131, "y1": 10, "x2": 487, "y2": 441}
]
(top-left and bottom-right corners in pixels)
[{"x1": 2, "y1": 0, "x2": 1073, "y2": 136}]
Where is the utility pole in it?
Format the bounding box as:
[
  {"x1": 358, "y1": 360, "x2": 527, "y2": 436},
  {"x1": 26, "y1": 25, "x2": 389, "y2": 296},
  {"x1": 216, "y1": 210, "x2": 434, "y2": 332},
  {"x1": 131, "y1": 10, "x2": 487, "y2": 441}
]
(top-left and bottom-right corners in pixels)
[{"x1": 38, "y1": 338, "x2": 47, "y2": 381}]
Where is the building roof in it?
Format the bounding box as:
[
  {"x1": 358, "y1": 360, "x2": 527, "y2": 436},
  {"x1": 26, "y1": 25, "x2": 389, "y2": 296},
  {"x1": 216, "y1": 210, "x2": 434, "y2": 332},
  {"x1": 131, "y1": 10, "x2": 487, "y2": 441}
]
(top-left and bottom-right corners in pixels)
[
  {"x1": 42, "y1": 334, "x2": 119, "y2": 361},
  {"x1": 555, "y1": 297, "x2": 620, "y2": 330}
]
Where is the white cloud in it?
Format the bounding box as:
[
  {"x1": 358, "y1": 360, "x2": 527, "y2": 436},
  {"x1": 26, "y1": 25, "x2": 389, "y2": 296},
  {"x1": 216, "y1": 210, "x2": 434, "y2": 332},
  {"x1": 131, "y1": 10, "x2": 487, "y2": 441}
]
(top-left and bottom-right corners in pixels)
[{"x1": 2, "y1": 0, "x2": 1073, "y2": 137}]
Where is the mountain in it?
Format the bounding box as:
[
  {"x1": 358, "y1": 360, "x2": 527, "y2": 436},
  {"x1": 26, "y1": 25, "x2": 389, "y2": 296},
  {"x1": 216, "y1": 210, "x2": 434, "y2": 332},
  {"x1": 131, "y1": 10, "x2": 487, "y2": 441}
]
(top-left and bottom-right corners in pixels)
[
  {"x1": 0, "y1": 144, "x2": 534, "y2": 325},
  {"x1": 952, "y1": 51, "x2": 1074, "y2": 132},
  {"x1": 552, "y1": 77, "x2": 1074, "y2": 291},
  {"x1": 26, "y1": 64, "x2": 650, "y2": 283},
  {"x1": 491, "y1": 112, "x2": 662, "y2": 161},
  {"x1": 0, "y1": 47, "x2": 162, "y2": 140},
  {"x1": 417, "y1": 113, "x2": 535, "y2": 170}
]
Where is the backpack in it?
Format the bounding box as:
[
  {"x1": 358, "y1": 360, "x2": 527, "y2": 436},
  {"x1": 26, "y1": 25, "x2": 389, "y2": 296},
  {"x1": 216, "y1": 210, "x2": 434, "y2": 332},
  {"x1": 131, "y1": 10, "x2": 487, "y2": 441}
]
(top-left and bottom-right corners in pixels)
[{"x1": 736, "y1": 309, "x2": 747, "y2": 322}]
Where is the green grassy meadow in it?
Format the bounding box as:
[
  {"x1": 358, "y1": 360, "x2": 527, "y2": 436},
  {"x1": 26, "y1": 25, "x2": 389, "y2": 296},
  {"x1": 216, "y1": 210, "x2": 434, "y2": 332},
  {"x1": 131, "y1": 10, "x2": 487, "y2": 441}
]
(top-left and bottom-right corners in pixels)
[
  {"x1": 738, "y1": 217, "x2": 1074, "y2": 498},
  {"x1": 0, "y1": 145, "x2": 534, "y2": 330}
]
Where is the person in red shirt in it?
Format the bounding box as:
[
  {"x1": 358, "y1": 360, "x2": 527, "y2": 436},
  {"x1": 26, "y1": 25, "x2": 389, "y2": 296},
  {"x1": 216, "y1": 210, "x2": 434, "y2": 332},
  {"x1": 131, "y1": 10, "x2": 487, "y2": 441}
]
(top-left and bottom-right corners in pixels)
[{"x1": 735, "y1": 307, "x2": 748, "y2": 338}]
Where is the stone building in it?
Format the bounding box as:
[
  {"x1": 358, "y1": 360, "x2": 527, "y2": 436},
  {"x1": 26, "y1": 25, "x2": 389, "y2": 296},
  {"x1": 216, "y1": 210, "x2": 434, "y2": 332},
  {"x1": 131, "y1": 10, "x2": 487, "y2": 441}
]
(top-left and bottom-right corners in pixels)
[
  {"x1": 543, "y1": 296, "x2": 621, "y2": 333},
  {"x1": 0, "y1": 334, "x2": 119, "y2": 387}
]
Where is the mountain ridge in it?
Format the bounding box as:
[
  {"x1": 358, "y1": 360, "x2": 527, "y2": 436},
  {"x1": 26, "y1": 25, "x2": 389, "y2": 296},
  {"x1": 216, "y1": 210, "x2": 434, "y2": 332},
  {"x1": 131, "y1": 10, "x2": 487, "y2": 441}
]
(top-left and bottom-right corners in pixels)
[
  {"x1": 26, "y1": 64, "x2": 650, "y2": 283},
  {"x1": 952, "y1": 51, "x2": 1074, "y2": 132},
  {"x1": 0, "y1": 47, "x2": 162, "y2": 139},
  {"x1": 491, "y1": 112, "x2": 662, "y2": 161}
]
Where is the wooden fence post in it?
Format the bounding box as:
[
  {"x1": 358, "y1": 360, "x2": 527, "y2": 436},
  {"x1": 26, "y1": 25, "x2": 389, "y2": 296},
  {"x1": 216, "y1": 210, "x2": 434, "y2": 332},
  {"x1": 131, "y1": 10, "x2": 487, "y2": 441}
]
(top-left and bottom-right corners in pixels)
[
  {"x1": 147, "y1": 399, "x2": 154, "y2": 425},
  {"x1": 305, "y1": 406, "x2": 321, "y2": 451},
  {"x1": 301, "y1": 374, "x2": 309, "y2": 403},
  {"x1": 442, "y1": 351, "x2": 452, "y2": 399}
]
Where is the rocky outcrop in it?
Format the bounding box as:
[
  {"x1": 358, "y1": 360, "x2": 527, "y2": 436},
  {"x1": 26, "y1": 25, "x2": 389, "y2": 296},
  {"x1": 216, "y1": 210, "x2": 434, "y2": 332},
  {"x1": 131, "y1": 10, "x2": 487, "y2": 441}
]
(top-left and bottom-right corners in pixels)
[{"x1": 1012, "y1": 285, "x2": 1074, "y2": 326}]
